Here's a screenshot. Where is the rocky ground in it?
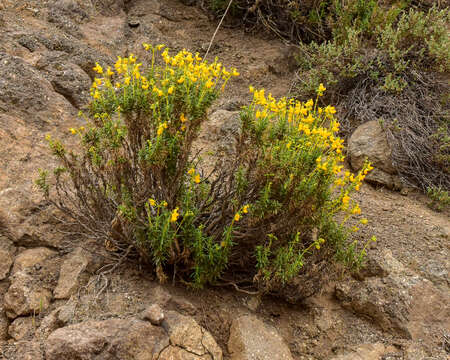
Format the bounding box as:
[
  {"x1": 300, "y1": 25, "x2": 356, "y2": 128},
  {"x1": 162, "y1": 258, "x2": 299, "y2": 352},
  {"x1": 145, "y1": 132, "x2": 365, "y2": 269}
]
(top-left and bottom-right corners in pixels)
[{"x1": 0, "y1": 0, "x2": 448, "y2": 359}]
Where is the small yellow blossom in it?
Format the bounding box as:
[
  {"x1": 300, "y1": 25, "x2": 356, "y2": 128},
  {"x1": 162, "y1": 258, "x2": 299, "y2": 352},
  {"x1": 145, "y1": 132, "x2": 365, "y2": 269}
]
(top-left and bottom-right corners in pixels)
[
  {"x1": 242, "y1": 205, "x2": 249, "y2": 214},
  {"x1": 149, "y1": 199, "x2": 156, "y2": 206},
  {"x1": 360, "y1": 218, "x2": 368, "y2": 225},
  {"x1": 234, "y1": 213, "x2": 240, "y2": 222},
  {"x1": 170, "y1": 208, "x2": 179, "y2": 222},
  {"x1": 188, "y1": 168, "x2": 195, "y2": 175},
  {"x1": 93, "y1": 62, "x2": 103, "y2": 74},
  {"x1": 194, "y1": 174, "x2": 201, "y2": 183},
  {"x1": 168, "y1": 86, "x2": 174, "y2": 95}
]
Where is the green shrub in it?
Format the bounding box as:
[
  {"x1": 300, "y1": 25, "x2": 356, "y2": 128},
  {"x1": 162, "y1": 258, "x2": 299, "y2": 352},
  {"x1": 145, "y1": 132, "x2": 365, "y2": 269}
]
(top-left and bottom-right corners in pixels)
[
  {"x1": 37, "y1": 45, "x2": 372, "y2": 294},
  {"x1": 294, "y1": 6, "x2": 450, "y2": 190},
  {"x1": 427, "y1": 186, "x2": 450, "y2": 212}
]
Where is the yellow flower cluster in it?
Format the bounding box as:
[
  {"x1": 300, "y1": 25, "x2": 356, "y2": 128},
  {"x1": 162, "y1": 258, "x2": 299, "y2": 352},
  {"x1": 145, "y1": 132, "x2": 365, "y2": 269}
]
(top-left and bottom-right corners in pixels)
[
  {"x1": 170, "y1": 207, "x2": 180, "y2": 223},
  {"x1": 187, "y1": 168, "x2": 201, "y2": 184},
  {"x1": 234, "y1": 204, "x2": 250, "y2": 222}
]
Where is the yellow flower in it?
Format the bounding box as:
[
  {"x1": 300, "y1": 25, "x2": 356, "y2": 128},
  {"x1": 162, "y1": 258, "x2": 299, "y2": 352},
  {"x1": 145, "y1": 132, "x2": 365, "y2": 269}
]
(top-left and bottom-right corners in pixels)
[
  {"x1": 143, "y1": 43, "x2": 151, "y2": 51},
  {"x1": 149, "y1": 199, "x2": 156, "y2": 206},
  {"x1": 170, "y1": 208, "x2": 179, "y2": 222},
  {"x1": 106, "y1": 67, "x2": 114, "y2": 76},
  {"x1": 115, "y1": 82, "x2": 121, "y2": 88},
  {"x1": 232, "y1": 69, "x2": 239, "y2": 77},
  {"x1": 177, "y1": 77, "x2": 185, "y2": 84},
  {"x1": 242, "y1": 205, "x2": 249, "y2": 214},
  {"x1": 180, "y1": 113, "x2": 187, "y2": 123},
  {"x1": 93, "y1": 62, "x2": 103, "y2": 74},
  {"x1": 351, "y1": 205, "x2": 361, "y2": 215},
  {"x1": 168, "y1": 86, "x2": 174, "y2": 95},
  {"x1": 194, "y1": 174, "x2": 201, "y2": 183},
  {"x1": 249, "y1": 85, "x2": 255, "y2": 93},
  {"x1": 157, "y1": 122, "x2": 167, "y2": 136},
  {"x1": 342, "y1": 195, "x2": 350, "y2": 207},
  {"x1": 69, "y1": 128, "x2": 77, "y2": 135},
  {"x1": 188, "y1": 168, "x2": 195, "y2": 175},
  {"x1": 156, "y1": 44, "x2": 165, "y2": 51},
  {"x1": 93, "y1": 90, "x2": 100, "y2": 99},
  {"x1": 162, "y1": 201, "x2": 168, "y2": 207},
  {"x1": 234, "y1": 213, "x2": 240, "y2": 222},
  {"x1": 317, "y1": 83, "x2": 326, "y2": 96},
  {"x1": 205, "y1": 79, "x2": 214, "y2": 88},
  {"x1": 360, "y1": 218, "x2": 368, "y2": 225},
  {"x1": 124, "y1": 77, "x2": 131, "y2": 85}
]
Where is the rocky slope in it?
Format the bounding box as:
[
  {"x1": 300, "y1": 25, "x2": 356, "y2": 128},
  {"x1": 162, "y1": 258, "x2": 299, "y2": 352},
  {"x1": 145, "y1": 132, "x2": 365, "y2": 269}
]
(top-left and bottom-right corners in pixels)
[{"x1": 0, "y1": 0, "x2": 448, "y2": 359}]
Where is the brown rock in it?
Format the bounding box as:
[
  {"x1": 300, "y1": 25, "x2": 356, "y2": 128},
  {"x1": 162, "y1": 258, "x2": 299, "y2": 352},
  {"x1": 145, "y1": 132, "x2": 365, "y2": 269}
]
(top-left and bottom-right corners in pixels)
[
  {"x1": 0, "y1": 305, "x2": 8, "y2": 341},
  {"x1": 336, "y1": 268, "x2": 450, "y2": 339},
  {"x1": 0, "y1": 249, "x2": 13, "y2": 280},
  {"x1": 8, "y1": 316, "x2": 35, "y2": 341},
  {"x1": 348, "y1": 121, "x2": 402, "y2": 189},
  {"x1": 45, "y1": 318, "x2": 169, "y2": 360},
  {"x1": 331, "y1": 343, "x2": 397, "y2": 360},
  {"x1": 15, "y1": 340, "x2": 43, "y2": 360},
  {"x1": 12, "y1": 247, "x2": 56, "y2": 275},
  {"x1": 54, "y1": 247, "x2": 90, "y2": 299},
  {"x1": 39, "y1": 303, "x2": 75, "y2": 338},
  {"x1": 141, "y1": 304, "x2": 164, "y2": 325},
  {"x1": 159, "y1": 346, "x2": 212, "y2": 359},
  {"x1": 165, "y1": 311, "x2": 222, "y2": 360},
  {"x1": 228, "y1": 315, "x2": 293, "y2": 360},
  {"x1": 348, "y1": 121, "x2": 396, "y2": 174},
  {"x1": 4, "y1": 271, "x2": 52, "y2": 319}
]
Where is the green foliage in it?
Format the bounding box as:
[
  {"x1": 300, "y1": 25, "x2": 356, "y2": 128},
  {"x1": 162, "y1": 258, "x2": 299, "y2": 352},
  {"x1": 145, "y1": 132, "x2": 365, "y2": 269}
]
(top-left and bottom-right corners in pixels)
[
  {"x1": 297, "y1": 6, "x2": 450, "y2": 98},
  {"x1": 427, "y1": 186, "x2": 450, "y2": 212},
  {"x1": 37, "y1": 46, "x2": 372, "y2": 295},
  {"x1": 294, "y1": 5, "x2": 450, "y2": 190}
]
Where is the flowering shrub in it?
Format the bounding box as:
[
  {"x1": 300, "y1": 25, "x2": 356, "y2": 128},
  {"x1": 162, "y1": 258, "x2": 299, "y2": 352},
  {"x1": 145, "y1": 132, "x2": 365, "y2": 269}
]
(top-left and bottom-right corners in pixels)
[{"x1": 37, "y1": 45, "x2": 372, "y2": 294}]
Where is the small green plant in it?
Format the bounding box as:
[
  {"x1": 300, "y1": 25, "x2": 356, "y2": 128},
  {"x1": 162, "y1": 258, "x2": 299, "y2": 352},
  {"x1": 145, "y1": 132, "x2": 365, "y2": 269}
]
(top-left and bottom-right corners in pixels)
[
  {"x1": 427, "y1": 186, "x2": 450, "y2": 212},
  {"x1": 37, "y1": 45, "x2": 372, "y2": 295}
]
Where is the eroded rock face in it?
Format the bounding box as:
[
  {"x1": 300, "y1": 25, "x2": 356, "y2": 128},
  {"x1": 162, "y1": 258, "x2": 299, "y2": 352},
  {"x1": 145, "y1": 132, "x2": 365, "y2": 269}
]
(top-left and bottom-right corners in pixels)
[
  {"x1": 45, "y1": 318, "x2": 169, "y2": 360},
  {"x1": 228, "y1": 314, "x2": 293, "y2": 360}
]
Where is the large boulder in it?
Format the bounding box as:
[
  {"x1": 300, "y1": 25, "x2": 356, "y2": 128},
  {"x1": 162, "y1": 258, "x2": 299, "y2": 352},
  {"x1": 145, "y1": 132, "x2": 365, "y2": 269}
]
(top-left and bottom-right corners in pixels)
[
  {"x1": 348, "y1": 120, "x2": 401, "y2": 189},
  {"x1": 45, "y1": 318, "x2": 169, "y2": 360},
  {"x1": 228, "y1": 314, "x2": 293, "y2": 360},
  {"x1": 335, "y1": 251, "x2": 450, "y2": 341}
]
